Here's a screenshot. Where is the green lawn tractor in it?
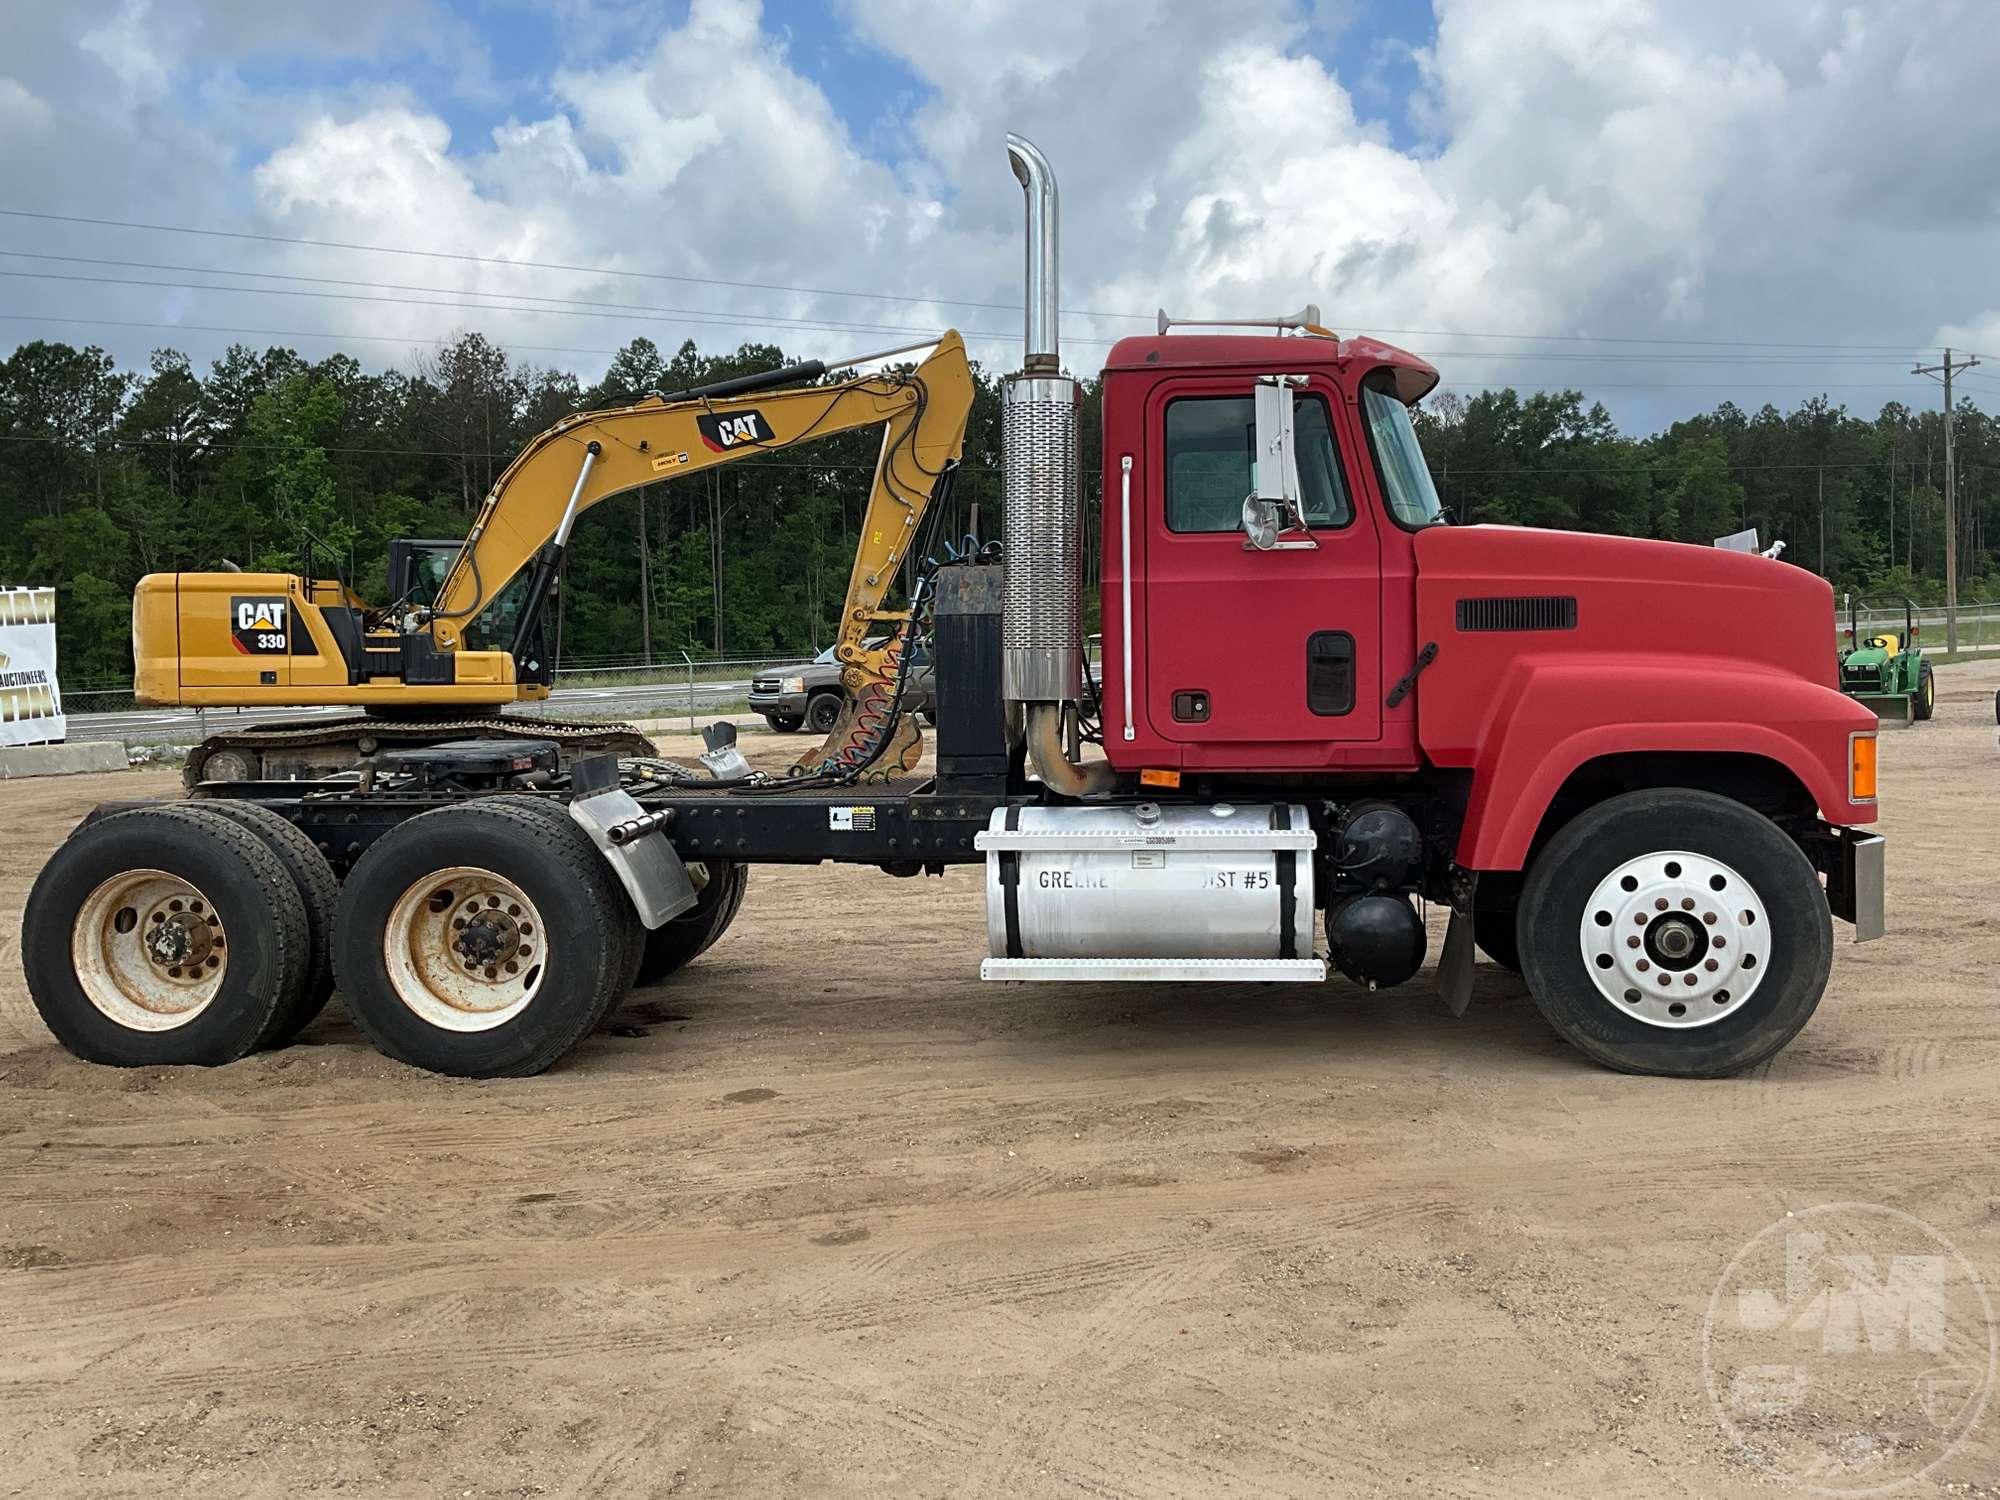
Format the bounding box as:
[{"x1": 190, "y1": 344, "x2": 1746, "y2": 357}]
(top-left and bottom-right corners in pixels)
[{"x1": 1838, "y1": 595, "x2": 1935, "y2": 723}]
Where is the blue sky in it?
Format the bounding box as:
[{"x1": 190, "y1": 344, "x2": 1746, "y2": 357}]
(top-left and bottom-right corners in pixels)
[{"x1": 220, "y1": 0, "x2": 1439, "y2": 193}]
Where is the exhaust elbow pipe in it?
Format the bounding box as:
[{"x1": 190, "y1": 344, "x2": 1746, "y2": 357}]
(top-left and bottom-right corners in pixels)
[{"x1": 1026, "y1": 703, "x2": 1117, "y2": 798}]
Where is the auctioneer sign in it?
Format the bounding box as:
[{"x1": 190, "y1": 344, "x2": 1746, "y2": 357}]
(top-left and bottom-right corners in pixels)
[{"x1": 0, "y1": 587, "x2": 65, "y2": 746}]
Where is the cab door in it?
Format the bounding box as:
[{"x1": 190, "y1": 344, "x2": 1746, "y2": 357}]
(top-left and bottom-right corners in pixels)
[{"x1": 1140, "y1": 375, "x2": 1382, "y2": 752}]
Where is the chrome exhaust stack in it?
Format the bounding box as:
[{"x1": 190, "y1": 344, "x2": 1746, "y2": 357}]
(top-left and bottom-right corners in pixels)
[{"x1": 1001, "y1": 134, "x2": 1113, "y2": 796}]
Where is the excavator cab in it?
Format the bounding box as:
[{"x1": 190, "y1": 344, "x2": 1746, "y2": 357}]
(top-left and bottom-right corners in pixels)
[
  {"x1": 386, "y1": 539, "x2": 458, "y2": 615},
  {"x1": 385, "y1": 540, "x2": 540, "y2": 669}
]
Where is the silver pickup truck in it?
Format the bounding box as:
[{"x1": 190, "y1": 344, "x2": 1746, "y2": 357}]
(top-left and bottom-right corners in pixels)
[{"x1": 749, "y1": 643, "x2": 936, "y2": 734}]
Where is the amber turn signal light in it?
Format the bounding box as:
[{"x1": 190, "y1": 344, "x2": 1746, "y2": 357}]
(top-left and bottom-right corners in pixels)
[{"x1": 1849, "y1": 731, "x2": 1878, "y2": 804}]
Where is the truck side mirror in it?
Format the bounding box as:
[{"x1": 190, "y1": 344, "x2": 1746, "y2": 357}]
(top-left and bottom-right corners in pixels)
[{"x1": 1244, "y1": 375, "x2": 1312, "y2": 551}]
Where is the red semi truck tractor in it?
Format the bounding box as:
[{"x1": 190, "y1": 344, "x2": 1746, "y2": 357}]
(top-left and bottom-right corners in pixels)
[{"x1": 23, "y1": 134, "x2": 1882, "y2": 1081}]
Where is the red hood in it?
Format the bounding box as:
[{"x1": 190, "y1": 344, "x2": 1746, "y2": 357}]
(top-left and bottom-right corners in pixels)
[{"x1": 1414, "y1": 524, "x2": 1839, "y2": 689}]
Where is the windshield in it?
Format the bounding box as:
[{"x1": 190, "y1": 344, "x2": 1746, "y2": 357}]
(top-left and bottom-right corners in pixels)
[{"x1": 1361, "y1": 384, "x2": 1445, "y2": 528}]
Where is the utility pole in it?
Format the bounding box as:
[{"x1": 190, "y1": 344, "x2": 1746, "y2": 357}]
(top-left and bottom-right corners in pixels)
[{"x1": 1913, "y1": 348, "x2": 1979, "y2": 652}]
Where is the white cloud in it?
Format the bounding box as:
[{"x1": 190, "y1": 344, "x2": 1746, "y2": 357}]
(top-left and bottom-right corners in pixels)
[
  {"x1": 3, "y1": 0, "x2": 1998, "y2": 427},
  {"x1": 0, "y1": 77, "x2": 55, "y2": 135}
]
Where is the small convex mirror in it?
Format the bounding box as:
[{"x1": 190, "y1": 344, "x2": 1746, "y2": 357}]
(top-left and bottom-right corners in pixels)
[
  {"x1": 1241, "y1": 495, "x2": 1280, "y2": 550},
  {"x1": 1243, "y1": 374, "x2": 1313, "y2": 550}
]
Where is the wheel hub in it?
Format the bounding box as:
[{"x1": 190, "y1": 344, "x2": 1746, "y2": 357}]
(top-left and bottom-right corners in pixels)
[
  {"x1": 1579, "y1": 850, "x2": 1770, "y2": 1029},
  {"x1": 1645, "y1": 913, "x2": 1705, "y2": 968},
  {"x1": 451, "y1": 905, "x2": 525, "y2": 971},
  {"x1": 72, "y1": 870, "x2": 228, "y2": 1030},
  {"x1": 386, "y1": 869, "x2": 546, "y2": 1030}
]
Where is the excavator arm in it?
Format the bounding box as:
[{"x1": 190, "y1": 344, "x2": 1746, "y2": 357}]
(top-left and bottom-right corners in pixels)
[{"x1": 428, "y1": 330, "x2": 973, "y2": 775}]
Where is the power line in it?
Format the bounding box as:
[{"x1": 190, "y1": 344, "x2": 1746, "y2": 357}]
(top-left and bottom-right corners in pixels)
[
  {"x1": 0, "y1": 267, "x2": 1047, "y2": 347},
  {"x1": 1, "y1": 315, "x2": 1961, "y2": 399},
  {"x1": 0, "y1": 207, "x2": 1945, "y2": 356},
  {"x1": 0, "y1": 273, "x2": 1933, "y2": 374},
  {"x1": 15, "y1": 428, "x2": 1987, "y2": 487},
  {"x1": 0, "y1": 250, "x2": 1030, "y2": 344},
  {"x1": 0, "y1": 207, "x2": 1096, "y2": 320},
  {"x1": 0, "y1": 313, "x2": 628, "y2": 360}
]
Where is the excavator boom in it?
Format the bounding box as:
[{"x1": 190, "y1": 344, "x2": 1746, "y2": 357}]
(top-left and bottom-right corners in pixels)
[
  {"x1": 429, "y1": 332, "x2": 972, "y2": 663},
  {"x1": 136, "y1": 331, "x2": 975, "y2": 783}
]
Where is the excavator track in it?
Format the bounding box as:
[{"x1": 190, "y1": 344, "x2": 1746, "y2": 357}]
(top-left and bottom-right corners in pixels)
[{"x1": 184, "y1": 714, "x2": 658, "y2": 790}]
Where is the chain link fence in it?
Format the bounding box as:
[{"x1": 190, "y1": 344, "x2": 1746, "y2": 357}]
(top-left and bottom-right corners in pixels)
[
  {"x1": 1843, "y1": 597, "x2": 1999, "y2": 652},
  {"x1": 56, "y1": 650, "x2": 823, "y2": 744},
  {"x1": 51, "y1": 602, "x2": 1999, "y2": 746}
]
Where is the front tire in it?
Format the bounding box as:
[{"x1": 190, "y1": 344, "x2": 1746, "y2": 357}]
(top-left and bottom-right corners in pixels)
[
  {"x1": 765, "y1": 714, "x2": 803, "y2": 733},
  {"x1": 1516, "y1": 790, "x2": 1832, "y2": 1077},
  {"x1": 1913, "y1": 661, "x2": 1936, "y2": 721},
  {"x1": 332, "y1": 802, "x2": 628, "y2": 1076}
]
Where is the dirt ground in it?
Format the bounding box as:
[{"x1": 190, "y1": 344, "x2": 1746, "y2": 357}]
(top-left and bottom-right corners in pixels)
[{"x1": 2, "y1": 668, "x2": 1997, "y2": 1498}]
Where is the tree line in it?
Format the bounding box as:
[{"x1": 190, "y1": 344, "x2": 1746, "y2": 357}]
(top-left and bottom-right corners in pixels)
[{"x1": 0, "y1": 331, "x2": 1990, "y2": 686}]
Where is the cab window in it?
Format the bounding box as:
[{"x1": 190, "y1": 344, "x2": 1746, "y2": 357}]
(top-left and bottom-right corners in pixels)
[{"x1": 1164, "y1": 394, "x2": 1351, "y2": 533}]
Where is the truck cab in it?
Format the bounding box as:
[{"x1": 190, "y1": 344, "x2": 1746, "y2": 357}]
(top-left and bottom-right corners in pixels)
[
  {"x1": 1095, "y1": 328, "x2": 1879, "y2": 867},
  {"x1": 1098, "y1": 333, "x2": 1436, "y2": 774}
]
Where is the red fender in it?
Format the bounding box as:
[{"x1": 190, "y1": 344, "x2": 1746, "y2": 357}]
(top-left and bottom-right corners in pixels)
[{"x1": 1452, "y1": 657, "x2": 1876, "y2": 871}]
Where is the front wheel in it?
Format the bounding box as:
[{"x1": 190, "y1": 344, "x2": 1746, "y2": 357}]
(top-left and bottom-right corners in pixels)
[
  {"x1": 1516, "y1": 789, "x2": 1832, "y2": 1077},
  {"x1": 1913, "y1": 661, "x2": 1936, "y2": 721},
  {"x1": 765, "y1": 714, "x2": 803, "y2": 733}
]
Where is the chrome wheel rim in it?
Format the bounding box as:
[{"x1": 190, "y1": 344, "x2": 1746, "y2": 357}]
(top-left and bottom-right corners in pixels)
[
  {"x1": 71, "y1": 869, "x2": 228, "y2": 1031},
  {"x1": 1579, "y1": 850, "x2": 1770, "y2": 1029},
  {"x1": 384, "y1": 866, "x2": 546, "y2": 1032}
]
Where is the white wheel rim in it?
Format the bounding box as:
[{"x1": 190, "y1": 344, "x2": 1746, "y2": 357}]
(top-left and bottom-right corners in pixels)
[
  {"x1": 383, "y1": 866, "x2": 547, "y2": 1032},
  {"x1": 71, "y1": 869, "x2": 228, "y2": 1031},
  {"x1": 1579, "y1": 850, "x2": 1771, "y2": 1029}
]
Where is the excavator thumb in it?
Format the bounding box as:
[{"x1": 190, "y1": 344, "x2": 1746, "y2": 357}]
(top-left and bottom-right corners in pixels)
[{"x1": 791, "y1": 663, "x2": 926, "y2": 781}]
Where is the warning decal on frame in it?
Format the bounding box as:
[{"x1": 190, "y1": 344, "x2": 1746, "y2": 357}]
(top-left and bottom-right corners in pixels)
[{"x1": 829, "y1": 805, "x2": 876, "y2": 832}]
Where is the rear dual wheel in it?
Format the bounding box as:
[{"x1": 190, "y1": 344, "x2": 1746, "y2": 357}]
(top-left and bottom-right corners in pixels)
[
  {"x1": 1517, "y1": 789, "x2": 1831, "y2": 1077},
  {"x1": 333, "y1": 800, "x2": 631, "y2": 1077},
  {"x1": 22, "y1": 805, "x2": 313, "y2": 1066},
  {"x1": 193, "y1": 799, "x2": 340, "y2": 1043},
  {"x1": 633, "y1": 860, "x2": 747, "y2": 988}
]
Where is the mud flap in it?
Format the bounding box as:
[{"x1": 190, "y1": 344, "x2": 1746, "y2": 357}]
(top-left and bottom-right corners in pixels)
[
  {"x1": 1437, "y1": 908, "x2": 1475, "y2": 1017},
  {"x1": 567, "y1": 786, "x2": 699, "y2": 930}
]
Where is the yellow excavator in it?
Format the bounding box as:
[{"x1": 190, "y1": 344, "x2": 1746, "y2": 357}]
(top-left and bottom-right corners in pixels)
[{"x1": 134, "y1": 332, "x2": 975, "y2": 784}]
